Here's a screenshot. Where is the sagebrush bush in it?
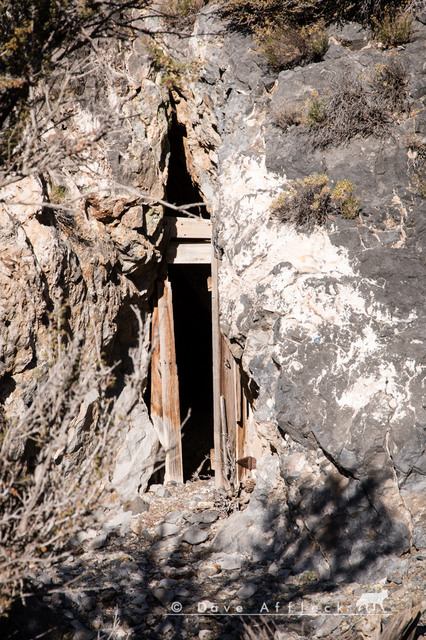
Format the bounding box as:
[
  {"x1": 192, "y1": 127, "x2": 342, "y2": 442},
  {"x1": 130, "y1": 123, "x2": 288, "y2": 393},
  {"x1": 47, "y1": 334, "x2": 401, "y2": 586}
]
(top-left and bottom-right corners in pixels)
[
  {"x1": 310, "y1": 30, "x2": 329, "y2": 57},
  {"x1": 272, "y1": 104, "x2": 302, "y2": 130},
  {"x1": 307, "y1": 73, "x2": 391, "y2": 147},
  {"x1": 373, "y1": 6, "x2": 413, "y2": 47},
  {"x1": 161, "y1": 0, "x2": 208, "y2": 27},
  {"x1": 254, "y1": 19, "x2": 328, "y2": 71},
  {"x1": 331, "y1": 179, "x2": 361, "y2": 218},
  {"x1": 270, "y1": 174, "x2": 361, "y2": 228},
  {"x1": 256, "y1": 24, "x2": 309, "y2": 70},
  {"x1": 373, "y1": 59, "x2": 408, "y2": 113},
  {"x1": 302, "y1": 21, "x2": 329, "y2": 58}
]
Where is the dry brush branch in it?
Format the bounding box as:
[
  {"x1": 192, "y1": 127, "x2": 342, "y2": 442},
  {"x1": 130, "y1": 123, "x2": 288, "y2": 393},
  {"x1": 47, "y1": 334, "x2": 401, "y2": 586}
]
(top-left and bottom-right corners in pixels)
[
  {"x1": 0, "y1": 303, "x2": 153, "y2": 613},
  {"x1": 1, "y1": 182, "x2": 208, "y2": 217}
]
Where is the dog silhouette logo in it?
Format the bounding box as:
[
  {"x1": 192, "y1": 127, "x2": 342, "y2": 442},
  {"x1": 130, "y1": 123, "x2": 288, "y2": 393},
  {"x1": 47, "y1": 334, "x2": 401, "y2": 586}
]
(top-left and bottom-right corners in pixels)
[{"x1": 356, "y1": 589, "x2": 389, "y2": 612}]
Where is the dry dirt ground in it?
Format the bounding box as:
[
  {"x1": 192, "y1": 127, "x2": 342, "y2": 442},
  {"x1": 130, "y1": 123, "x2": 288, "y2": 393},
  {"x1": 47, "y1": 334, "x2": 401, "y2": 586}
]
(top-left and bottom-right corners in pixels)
[{"x1": 1, "y1": 477, "x2": 425, "y2": 640}]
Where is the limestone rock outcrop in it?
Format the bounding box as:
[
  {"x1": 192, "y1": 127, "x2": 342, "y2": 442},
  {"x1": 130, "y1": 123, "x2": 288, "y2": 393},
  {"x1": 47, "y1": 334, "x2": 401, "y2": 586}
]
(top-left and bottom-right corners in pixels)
[
  {"x1": 1, "y1": 2, "x2": 425, "y2": 582},
  {"x1": 160, "y1": 4, "x2": 426, "y2": 576},
  {"x1": 0, "y1": 41, "x2": 170, "y2": 495}
]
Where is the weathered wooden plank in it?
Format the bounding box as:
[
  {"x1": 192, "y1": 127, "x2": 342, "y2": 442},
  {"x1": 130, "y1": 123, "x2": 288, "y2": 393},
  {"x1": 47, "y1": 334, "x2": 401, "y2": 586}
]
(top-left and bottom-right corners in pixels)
[
  {"x1": 220, "y1": 395, "x2": 229, "y2": 483},
  {"x1": 237, "y1": 384, "x2": 248, "y2": 485},
  {"x1": 212, "y1": 253, "x2": 225, "y2": 488},
  {"x1": 150, "y1": 303, "x2": 164, "y2": 446},
  {"x1": 166, "y1": 241, "x2": 211, "y2": 264},
  {"x1": 158, "y1": 277, "x2": 183, "y2": 484},
  {"x1": 221, "y1": 335, "x2": 237, "y2": 475},
  {"x1": 234, "y1": 361, "x2": 241, "y2": 424},
  {"x1": 164, "y1": 216, "x2": 212, "y2": 239}
]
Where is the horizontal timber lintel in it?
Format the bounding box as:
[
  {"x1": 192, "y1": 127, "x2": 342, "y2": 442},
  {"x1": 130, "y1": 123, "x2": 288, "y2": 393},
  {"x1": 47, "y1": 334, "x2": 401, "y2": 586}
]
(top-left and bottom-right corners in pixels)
[
  {"x1": 164, "y1": 216, "x2": 212, "y2": 240},
  {"x1": 166, "y1": 241, "x2": 211, "y2": 264}
]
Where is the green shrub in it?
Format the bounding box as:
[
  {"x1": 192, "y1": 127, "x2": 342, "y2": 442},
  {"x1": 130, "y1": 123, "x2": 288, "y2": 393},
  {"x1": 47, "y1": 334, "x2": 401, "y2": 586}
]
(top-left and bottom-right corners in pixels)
[
  {"x1": 270, "y1": 173, "x2": 361, "y2": 228},
  {"x1": 302, "y1": 21, "x2": 329, "y2": 59},
  {"x1": 300, "y1": 570, "x2": 319, "y2": 584},
  {"x1": 49, "y1": 183, "x2": 67, "y2": 204},
  {"x1": 305, "y1": 93, "x2": 326, "y2": 127},
  {"x1": 373, "y1": 7, "x2": 413, "y2": 47},
  {"x1": 310, "y1": 30, "x2": 329, "y2": 57},
  {"x1": 331, "y1": 179, "x2": 361, "y2": 218}
]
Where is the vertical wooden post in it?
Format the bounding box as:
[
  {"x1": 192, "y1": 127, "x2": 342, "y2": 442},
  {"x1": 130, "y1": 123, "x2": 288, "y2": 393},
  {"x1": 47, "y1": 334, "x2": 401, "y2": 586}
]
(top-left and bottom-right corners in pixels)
[
  {"x1": 150, "y1": 302, "x2": 164, "y2": 447},
  {"x1": 211, "y1": 252, "x2": 225, "y2": 488},
  {"x1": 237, "y1": 384, "x2": 248, "y2": 485},
  {"x1": 220, "y1": 335, "x2": 239, "y2": 488},
  {"x1": 221, "y1": 337, "x2": 237, "y2": 456},
  {"x1": 158, "y1": 277, "x2": 183, "y2": 484},
  {"x1": 234, "y1": 366, "x2": 246, "y2": 485},
  {"x1": 220, "y1": 395, "x2": 229, "y2": 482}
]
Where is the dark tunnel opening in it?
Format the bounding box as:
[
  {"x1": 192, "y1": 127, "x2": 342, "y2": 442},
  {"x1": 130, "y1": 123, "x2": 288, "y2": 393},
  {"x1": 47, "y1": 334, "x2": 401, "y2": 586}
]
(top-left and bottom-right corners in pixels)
[
  {"x1": 166, "y1": 100, "x2": 208, "y2": 219},
  {"x1": 168, "y1": 264, "x2": 214, "y2": 481},
  {"x1": 147, "y1": 103, "x2": 214, "y2": 482}
]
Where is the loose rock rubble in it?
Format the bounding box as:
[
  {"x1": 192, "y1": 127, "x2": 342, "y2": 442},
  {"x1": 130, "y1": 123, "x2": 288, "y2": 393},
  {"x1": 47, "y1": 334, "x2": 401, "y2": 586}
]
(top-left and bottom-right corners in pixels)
[{"x1": 2, "y1": 478, "x2": 425, "y2": 640}]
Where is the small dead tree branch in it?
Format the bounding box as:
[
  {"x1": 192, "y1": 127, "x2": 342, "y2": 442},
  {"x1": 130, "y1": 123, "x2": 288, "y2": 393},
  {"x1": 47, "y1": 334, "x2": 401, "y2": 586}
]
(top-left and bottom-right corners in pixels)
[
  {"x1": 1, "y1": 183, "x2": 208, "y2": 217},
  {"x1": 0, "y1": 302, "x2": 154, "y2": 613},
  {"x1": 0, "y1": 0, "x2": 204, "y2": 190}
]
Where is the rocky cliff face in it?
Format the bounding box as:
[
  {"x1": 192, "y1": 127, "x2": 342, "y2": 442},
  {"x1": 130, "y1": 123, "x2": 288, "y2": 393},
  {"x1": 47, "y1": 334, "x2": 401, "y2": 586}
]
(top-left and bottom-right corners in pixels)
[
  {"x1": 159, "y1": 5, "x2": 426, "y2": 579},
  {"x1": 0, "y1": 41, "x2": 171, "y2": 493},
  {"x1": 1, "y1": 2, "x2": 425, "y2": 584}
]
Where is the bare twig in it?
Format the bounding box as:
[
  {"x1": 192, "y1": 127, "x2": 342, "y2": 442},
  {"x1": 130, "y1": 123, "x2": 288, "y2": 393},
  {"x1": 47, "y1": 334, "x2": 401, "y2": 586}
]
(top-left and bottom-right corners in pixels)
[
  {"x1": 0, "y1": 303, "x2": 155, "y2": 612},
  {"x1": 1, "y1": 183, "x2": 208, "y2": 217}
]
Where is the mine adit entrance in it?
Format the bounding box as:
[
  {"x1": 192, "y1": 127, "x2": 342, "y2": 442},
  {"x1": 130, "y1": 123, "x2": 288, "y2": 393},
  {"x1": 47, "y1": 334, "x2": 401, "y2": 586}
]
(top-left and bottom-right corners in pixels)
[
  {"x1": 149, "y1": 214, "x2": 214, "y2": 484},
  {"x1": 168, "y1": 263, "x2": 213, "y2": 481},
  {"x1": 148, "y1": 105, "x2": 252, "y2": 488},
  {"x1": 149, "y1": 216, "x2": 252, "y2": 489}
]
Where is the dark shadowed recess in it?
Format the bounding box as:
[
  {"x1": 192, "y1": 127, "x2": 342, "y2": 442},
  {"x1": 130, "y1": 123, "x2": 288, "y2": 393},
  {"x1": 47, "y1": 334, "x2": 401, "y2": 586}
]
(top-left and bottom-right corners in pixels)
[
  {"x1": 166, "y1": 95, "x2": 208, "y2": 219},
  {"x1": 168, "y1": 263, "x2": 214, "y2": 481}
]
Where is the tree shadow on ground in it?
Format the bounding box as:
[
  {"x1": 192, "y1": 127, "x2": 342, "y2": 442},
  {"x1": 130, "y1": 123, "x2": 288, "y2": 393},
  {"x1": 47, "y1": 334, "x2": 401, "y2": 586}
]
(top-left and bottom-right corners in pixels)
[{"x1": 0, "y1": 470, "x2": 416, "y2": 640}]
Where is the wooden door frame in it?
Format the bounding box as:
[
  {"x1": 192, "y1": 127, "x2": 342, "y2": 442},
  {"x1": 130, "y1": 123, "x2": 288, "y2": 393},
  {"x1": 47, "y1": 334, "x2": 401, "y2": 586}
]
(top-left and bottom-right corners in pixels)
[{"x1": 150, "y1": 216, "x2": 247, "y2": 488}]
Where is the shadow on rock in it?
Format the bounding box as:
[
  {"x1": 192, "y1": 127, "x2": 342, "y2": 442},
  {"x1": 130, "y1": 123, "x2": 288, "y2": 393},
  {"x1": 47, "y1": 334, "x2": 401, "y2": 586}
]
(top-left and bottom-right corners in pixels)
[{"x1": 0, "y1": 459, "x2": 415, "y2": 640}]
